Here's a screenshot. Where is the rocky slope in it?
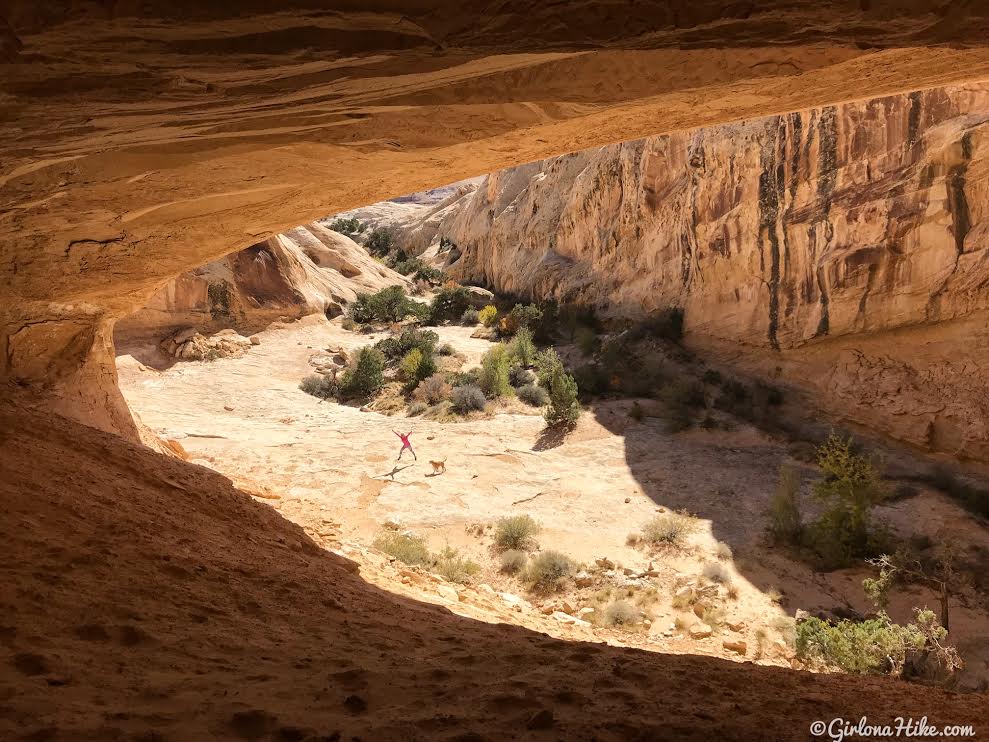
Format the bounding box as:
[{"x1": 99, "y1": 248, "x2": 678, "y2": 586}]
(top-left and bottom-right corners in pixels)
[
  {"x1": 115, "y1": 223, "x2": 407, "y2": 346},
  {"x1": 394, "y1": 83, "x2": 989, "y2": 461}
]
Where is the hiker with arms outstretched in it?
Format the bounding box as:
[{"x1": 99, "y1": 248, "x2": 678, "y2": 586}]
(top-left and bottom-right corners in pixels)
[{"x1": 394, "y1": 430, "x2": 416, "y2": 461}]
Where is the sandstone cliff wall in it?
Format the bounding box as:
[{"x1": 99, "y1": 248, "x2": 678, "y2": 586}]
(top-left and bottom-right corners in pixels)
[{"x1": 416, "y1": 83, "x2": 989, "y2": 460}]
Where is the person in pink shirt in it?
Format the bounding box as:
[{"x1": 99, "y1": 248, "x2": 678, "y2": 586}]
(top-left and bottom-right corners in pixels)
[{"x1": 394, "y1": 430, "x2": 416, "y2": 461}]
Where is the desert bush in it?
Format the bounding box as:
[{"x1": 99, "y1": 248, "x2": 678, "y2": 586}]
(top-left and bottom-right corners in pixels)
[
  {"x1": 399, "y1": 348, "x2": 437, "y2": 385},
  {"x1": 480, "y1": 344, "x2": 513, "y2": 398},
  {"x1": 478, "y1": 305, "x2": 498, "y2": 327},
  {"x1": 299, "y1": 374, "x2": 338, "y2": 400},
  {"x1": 544, "y1": 365, "x2": 580, "y2": 427},
  {"x1": 327, "y1": 216, "x2": 366, "y2": 238},
  {"x1": 507, "y1": 326, "x2": 537, "y2": 367},
  {"x1": 339, "y1": 346, "x2": 385, "y2": 398},
  {"x1": 461, "y1": 308, "x2": 480, "y2": 325},
  {"x1": 350, "y1": 285, "x2": 421, "y2": 324},
  {"x1": 494, "y1": 514, "x2": 541, "y2": 551},
  {"x1": 768, "y1": 464, "x2": 803, "y2": 545},
  {"x1": 430, "y1": 284, "x2": 471, "y2": 323},
  {"x1": 499, "y1": 549, "x2": 528, "y2": 574},
  {"x1": 605, "y1": 600, "x2": 638, "y2": 626},
  {"x1": 407, "y1": 400, "x2": 428, "y2": 416},
  {"x1": 641, "y1": 511, "x2": 698, "y2": 548},
  {"x1": 510, "y1": 367, "x2": 537, "y2": 387},
  {"x1": 437, "y1": 342, "x2": 455, "y2": 356},
  {"x1": 795, "y1": 613, "x2": 926, "y2": 675},
  {"x1": 535, "y1": 348, "x2": 564, "y2": 387},
  {"x1": 432, "y1": 546, "x2": 481, "y2": 584},
  {"x1": 448, "y1": 368, "x2": 481, "y2": 387},
  {"x1": 341, "y1": 317, "x2": 358, "y2": 331},
  {"x1": 576, "y1": 326, "x2": 599, "y2": 356},
  {"x1": 715, "y1": 541, "x2": 733, "y2": 561},
  {"x1": 375, "y1": 327, "x2": 439, "y2": 360},
  {"x1": 363, "y1": 226, "x2": 394, "y2": 256},
  {"x1": 374, "y1": 531, "x2": 431, "y2": 566},
  {"x1": 525, "y1": 550, "x2": 576, "y2": 592},
  {"x1": 702, "y1": 561, "x2": 730, "y2": 584},
  {"x1": 501, "y1": 303, "x2": 543, "y2": 335},
  {"x1": 805, "y1": 434, "x2": 890, "y2": 569},
  {"x1": 450, "y1": 384, "x2": 486, "y2": 413},
  {"x1": 413, "y1": 372, "x2": 451, "y2": 405},
  {"x1": 517, "y1": 384, "x2": 549, "y2": 407}
]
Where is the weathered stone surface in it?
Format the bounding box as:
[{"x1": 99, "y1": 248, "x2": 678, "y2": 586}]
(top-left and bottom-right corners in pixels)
[{"x1": 408, "y1": 85, "x2": 989, "y2": 460}]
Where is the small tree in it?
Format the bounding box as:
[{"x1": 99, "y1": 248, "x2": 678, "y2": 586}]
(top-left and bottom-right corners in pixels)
[
  {"x1": 340, "y1": 346, "x2": 385, "y2": 398},
  {"x1": 545, "y1": 366, "x2": 580, "y2": 427},
  {"x1": 509, "y1": 303, "x2": 543, "y2": 332},
  {"x1": 806, "y1": 433, "x2": 889, "y2": 568},
  {"x1": 363, "y1": 227, "x2": 393, "y2": 256},
  {"x1": 480, "y1": 344, "x2": 513, "y2": 398},
  {"x1": 328, "y1": 216, "x2": 366, "y2": 238},
  {"x1": 429, "y1": 284, "x2": 471, "y2": 323},
  {"x1": 508, "y1": 326, "x2": 536, "y2": 367},
  {"x1": 863, "y1": 547, "x2": 964, "y2": 632},
  {"x1": 535, "y1": 347, "x2": 564, "y2": 388}
]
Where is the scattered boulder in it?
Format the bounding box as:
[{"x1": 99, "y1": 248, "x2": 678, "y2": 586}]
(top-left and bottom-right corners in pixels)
[
  {"x1": 162, "y1": 328, "x2": 252, "y2": 361},
  {"x1": 527, "y1": 709, "x2": 555, "y2": 730},
  {"x1": 723, "y1": 639, "x2": 747, "y2": 655},
  {"x1": 249, "y1": 335, "x2": 261, "y2": 345},
  {"x1": 725, "y1": 620, "x2": 746, "y2": 632},
  {"x1": 595, "y1": 557, "x2": 615, "y2": 570},
  {"x1": 574, "y1": 571, "x2": 594, "y2": 588},
  {"x1": 463, "y1": 285, "x2": 495, "y2": 308},
  {"x1": 689, "y1": 623, "x2": 713, "y2": 639},
  {"x1": 551, "y1": 612, "x2": 591, "y2": 627}
]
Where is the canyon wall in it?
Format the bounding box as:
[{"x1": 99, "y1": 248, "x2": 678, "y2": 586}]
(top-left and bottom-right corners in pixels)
[{"x1": 409, "y1": 83, "x2": 989, "y2": 460}]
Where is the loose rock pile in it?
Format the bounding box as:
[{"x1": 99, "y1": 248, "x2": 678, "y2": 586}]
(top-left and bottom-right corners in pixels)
[{"x1": 161, "y1": 327, "x2": 254, "y2": 361}]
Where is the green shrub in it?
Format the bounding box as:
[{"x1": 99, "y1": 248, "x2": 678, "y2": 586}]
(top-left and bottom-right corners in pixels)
[
  {"x1": 806, "y1": 434, "x2": 890, "y2": 569},
  {"x1": 300, "y1": 374, "x2": 338, "y2": 400},
  {"x1": 511, "y1": 303, "x2": 543, "y2": 329},
  {"x1": 478, "y1": 305, "x2": 498, "y2": 327},
  {"x1": 576, "y1": 326, "x2": 599, "y2": 356},
  {"x1": 795, "y1": 614, "x2": 925, "y2": 675},
  {"x1": 494, "y1": 514, "x2": 541, "y2": 551},
  {"x1": 517, "y1": 384, "x2": 549, "y2": 407},
  {"x1": 413, "y1": 373, "x2": 451, "y2": 405},
  {"x1": 375, "y1": 327, "x2": 439, "y2": 360},
  {"x1": 432, "y1": 546, "x2": 481, "y2": 584},
  {"x1": 341, "y1": 317, "x2": 358, "y2": 331},
  {"x1": 407, "y1": 400, "x2": 428, "y2": 416},
  {"x1": 605, "y1": 600, "x2": 638, "y2": 626},
  {"x1": 327, "y1": 216, "x2": 366, "y2": 238},
  {"x1": 430, "y1": 285, "x2": 471, "y2": 323},
  {"x1": 768, "y1": 464, "x2": 803, "y2": 545},
  {"x1": 399, "y1": 348, "x2": 436, "y2": 385},
  {"x1": 450, "y1": 384, "x2": 486, "y2": 413},
  {"x1": 339, "y1": 346, "x2": 385, "y2": 398},
  {"x1": 499, "y1": 549, "x2": 528, "y2": 574},
  {"x1": 525, "y1": 550, "x2": 576, "y2": 592},
  {"x1": 448, "y1": 368, "x2": 481, "y2": 388},
  {"x1": 480, "y1": 344, "x2": 513, "y2": 398},
  {"x1": 437, "y1": 342, "x2": 455, "y2": 356},
  {"x1": 510, "y1": 367, "x2": 537, "y2": 387},
  {"x1": 641, "y1": 511, "x2": 698, "y2": 547},
  {"x1": 535, "y1": 348, "x2": 564, "y2": 388},
  {"x1": 507, "y1": 326, "x2": 537, "y2": 367},
  {"x1": 545, "y1": 366, "x2": 580, "y2": 427},
  {"x1": 350, "y1": 286, "x2": 420, "y2": 324},
  {"x1": 374, "y1": 531, "x2": 431, "y2": 566},
  {"x1": 461, "y1": 308, "x2": 480, "y2": 326},
  {"x1": 363, "y1": 226, "x2": 393, "y2": 256}
]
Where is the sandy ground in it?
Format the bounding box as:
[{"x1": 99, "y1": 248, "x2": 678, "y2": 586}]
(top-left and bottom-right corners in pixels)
[{"x1": 117, "y1": 315, "x2": 989, "y2": 687}]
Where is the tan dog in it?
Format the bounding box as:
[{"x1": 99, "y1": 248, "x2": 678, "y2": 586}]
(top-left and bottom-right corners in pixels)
[{"x1": 429, "y1": 459, "x2": 447, "y2": 475}]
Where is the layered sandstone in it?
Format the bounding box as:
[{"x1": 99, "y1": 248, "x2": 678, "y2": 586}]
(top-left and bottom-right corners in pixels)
[
  {"x1": 390, "y1": 84, "x2": 989, "y2": 459},
  {"x1": 115, "y1": 224, "x2": 408, "y2": 345}
]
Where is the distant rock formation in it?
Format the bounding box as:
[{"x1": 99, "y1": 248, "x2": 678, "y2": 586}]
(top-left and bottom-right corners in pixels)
[{"x1": 116, "y1": 224, "x2": 408, "y2": 345}]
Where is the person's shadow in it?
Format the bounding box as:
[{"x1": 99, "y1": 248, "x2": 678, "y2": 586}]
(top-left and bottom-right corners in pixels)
[{"x1": 375, "y1": 464, "x2": 413, "y2": 481}]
